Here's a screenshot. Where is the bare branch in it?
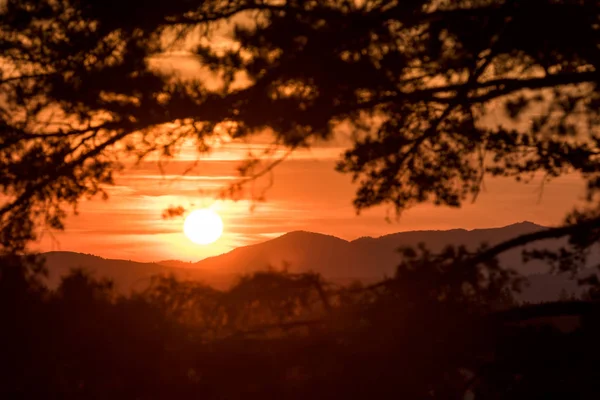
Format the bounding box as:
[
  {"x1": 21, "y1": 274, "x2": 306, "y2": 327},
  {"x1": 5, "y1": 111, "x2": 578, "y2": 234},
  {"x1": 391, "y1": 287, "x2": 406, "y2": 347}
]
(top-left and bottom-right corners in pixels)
[{"x1": 460, "y1": 216, "x2": 600, "y2": 270}]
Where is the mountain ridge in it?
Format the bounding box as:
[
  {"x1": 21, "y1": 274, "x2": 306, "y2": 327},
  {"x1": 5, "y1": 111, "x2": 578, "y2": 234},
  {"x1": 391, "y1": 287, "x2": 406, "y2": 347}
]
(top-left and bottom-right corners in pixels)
[
  {"x1": 36, "y1": 221, "x2": 595, "y2": 302},
  {"x1": 278, "y1": 221, "x2": 546, "y2": 246},
  {"x1": 41, "y1": 221, "x2": 551, "y2": 277}
]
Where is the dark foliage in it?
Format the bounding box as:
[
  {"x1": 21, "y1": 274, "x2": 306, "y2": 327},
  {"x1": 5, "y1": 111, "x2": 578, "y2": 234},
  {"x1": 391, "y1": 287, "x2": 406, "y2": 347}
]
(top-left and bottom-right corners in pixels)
[
  {"x1": 2, "y1": 256, "x2": 600, "y2": 399},
  {"x1": 3, "y1": 1, "x2": 600, "y2": 398},
  {"x1": 2, "y1": 0, "x2": 600, "y2": 272}
]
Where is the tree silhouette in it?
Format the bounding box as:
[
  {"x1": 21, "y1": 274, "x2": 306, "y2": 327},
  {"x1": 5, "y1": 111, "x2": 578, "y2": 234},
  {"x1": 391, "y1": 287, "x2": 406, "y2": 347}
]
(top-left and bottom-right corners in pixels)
[
  {"x1": 3, "y1": 0, "x2": 600, "y2": 265},
  {"x1": 3, "y1": 251, "x2": 600, "y2": 398},
  {"x1": 4, "y1": 1, "x2": 600, "y2": 397}
]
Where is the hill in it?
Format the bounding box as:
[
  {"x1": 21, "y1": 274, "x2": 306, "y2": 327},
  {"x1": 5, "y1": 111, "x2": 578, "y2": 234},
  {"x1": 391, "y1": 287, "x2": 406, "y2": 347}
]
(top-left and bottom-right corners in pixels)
[
  {"x1": 38, "y1": 221, "x2": 599, "y2": 301},
  {"x1": 193, "y1": 221, "x2": 564, "y2": 277},
  {"x1": 40, "y1": 252, "x2": 235, "y2": 293}
]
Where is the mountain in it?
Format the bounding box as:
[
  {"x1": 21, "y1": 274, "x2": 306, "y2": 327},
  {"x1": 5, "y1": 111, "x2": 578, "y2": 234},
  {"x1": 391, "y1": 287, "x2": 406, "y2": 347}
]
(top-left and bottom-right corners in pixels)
[
  {"x1": 38, "y1": 221, "x2": 599, "y2": 302},
  {"x1": 193, "y1": 221, "x2": 563, "y2": 278},
  {"x1": 41, "y1": 252, "x2": 165, "y2": 292},
  {"x1": 191, "y1": 231, "x2": 361, "y2": 278},
  {"x1": 40, "y1": 252, "x2": 236, "y2": 293}
]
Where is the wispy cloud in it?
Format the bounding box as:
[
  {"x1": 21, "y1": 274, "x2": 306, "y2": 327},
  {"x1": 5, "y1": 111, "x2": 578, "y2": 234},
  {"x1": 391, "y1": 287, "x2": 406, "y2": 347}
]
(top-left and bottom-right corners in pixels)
[{"x1": 31, "y1": 141, "x2": 589, "y2": 263}]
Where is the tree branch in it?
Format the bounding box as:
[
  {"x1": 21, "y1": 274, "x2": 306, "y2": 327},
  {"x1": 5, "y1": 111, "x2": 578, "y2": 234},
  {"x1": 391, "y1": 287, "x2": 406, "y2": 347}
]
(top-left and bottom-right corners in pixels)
[
  {"x1": 398, "y1": 71, "x2": 600, "y2": 105},
  {"x1": 163, "y1": 4, "x2": 289, "y2": 26},
  {"x1": 458, "y1": 216, "x2": 600, "y2": 271},
  {"x1": 0, "y1": 127, "x2": 135, "y2": 218},
  {"x1": 331, "y1": 71, "x2": 600, "y2": 117},
  {"x1": 0, "y1": 72, "x2": 56, "y2": 85}
]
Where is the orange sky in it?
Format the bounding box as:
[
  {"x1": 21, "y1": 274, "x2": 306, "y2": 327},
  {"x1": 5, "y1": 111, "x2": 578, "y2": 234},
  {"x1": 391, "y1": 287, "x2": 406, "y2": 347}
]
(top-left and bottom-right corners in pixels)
[
  {"x1": 28, "y1": 49, "x2": 592, "y2": 262},
  {"x1": 34, "y1": 136, "x2": 588, "y2": 262}
]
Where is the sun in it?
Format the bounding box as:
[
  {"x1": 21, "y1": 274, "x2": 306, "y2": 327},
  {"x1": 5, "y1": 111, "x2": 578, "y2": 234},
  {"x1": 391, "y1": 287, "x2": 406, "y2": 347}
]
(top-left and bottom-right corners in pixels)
[{"x1": 183, "y1": 209, "x2": 224, "y2": 245}]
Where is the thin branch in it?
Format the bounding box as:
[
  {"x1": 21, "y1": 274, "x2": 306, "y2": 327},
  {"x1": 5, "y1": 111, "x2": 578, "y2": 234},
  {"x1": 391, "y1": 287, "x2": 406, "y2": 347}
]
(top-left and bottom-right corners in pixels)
[
  {"x1": 0, "y1": 72, "x2": 56, "y2": 85},
  {"x1": 310, "y1": 278, "x2": 333, "y2": 314},
  {"x1": 459, "y1": 215, "x2": 600, "y2": 270},
  {"x1": 163, "y1": 4, "x2": 289, "y2": 26},
  {"x1": 326, "y1": 71, "x2": 600, "y2": 123},
  {"x1": 392, "y1": 71, "x2": 600, "y2": 107},
  {"x1": 0, "y1": 121, "x2": 114, "y2": 152},
  {"x1": 220, "y1": 144, "x2": 297, "y2": 195},
  {"x1": 465, "y1": 71, "x2": 600, "y2": 104},
  {"x1": 358, "y1": 217, "x2": 600, "y2": 294},
  {"x1": 0, "y1": 128, "x2": 136, "y2": 218}
]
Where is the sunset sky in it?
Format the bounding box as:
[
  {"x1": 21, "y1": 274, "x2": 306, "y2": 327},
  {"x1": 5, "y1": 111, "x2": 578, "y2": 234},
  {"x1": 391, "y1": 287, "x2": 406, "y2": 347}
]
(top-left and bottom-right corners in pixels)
[
  {"x1": 28, "y1": 47, "x2": 591, "y2": 262},
  {"x1": 34, "y1": 134, "x2": 588, "y2": 263}
]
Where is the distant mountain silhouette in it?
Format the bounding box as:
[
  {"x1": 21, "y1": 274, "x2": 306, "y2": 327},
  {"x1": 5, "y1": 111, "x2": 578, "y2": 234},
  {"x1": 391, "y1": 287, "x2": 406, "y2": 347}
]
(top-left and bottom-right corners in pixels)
[
  {"x1": 40, "y1": 221, "x2": 600, "y2": 302},
  {"x1": 193, "y1": 221, "x2": 561, "y2": 277},
  {"x1": 40, "y1": 252, "x2": 235, "y2": 293}
]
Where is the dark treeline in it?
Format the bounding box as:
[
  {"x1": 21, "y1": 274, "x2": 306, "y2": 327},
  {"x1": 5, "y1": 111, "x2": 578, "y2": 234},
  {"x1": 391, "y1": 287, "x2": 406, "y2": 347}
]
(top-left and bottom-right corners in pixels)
[{"x1": 2, "y1": 249, "x2": 600, "y2": 399}]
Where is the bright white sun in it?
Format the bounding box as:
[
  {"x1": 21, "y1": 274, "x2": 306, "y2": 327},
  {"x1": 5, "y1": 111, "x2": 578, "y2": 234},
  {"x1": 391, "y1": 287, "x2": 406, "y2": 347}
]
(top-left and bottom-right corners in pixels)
[{"x1": 183, "y1": 209, "x2": 224, "y2": 245}]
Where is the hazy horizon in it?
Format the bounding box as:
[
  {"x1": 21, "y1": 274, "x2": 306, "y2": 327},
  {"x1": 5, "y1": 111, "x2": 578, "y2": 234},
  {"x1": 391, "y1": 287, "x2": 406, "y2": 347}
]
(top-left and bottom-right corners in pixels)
[
  {"x1": 39, "y1": 219, "x2": 548, "y2": 264},
  {"x1": 33, "y1": 157, "x2": 585, "y2": 262}
]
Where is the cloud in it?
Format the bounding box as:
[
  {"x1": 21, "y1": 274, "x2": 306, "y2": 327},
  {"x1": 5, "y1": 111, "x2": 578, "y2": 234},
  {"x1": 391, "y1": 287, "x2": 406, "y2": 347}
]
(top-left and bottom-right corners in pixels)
[{"x1": 34, "y1": 142, "x2": 589, "y2": 263}]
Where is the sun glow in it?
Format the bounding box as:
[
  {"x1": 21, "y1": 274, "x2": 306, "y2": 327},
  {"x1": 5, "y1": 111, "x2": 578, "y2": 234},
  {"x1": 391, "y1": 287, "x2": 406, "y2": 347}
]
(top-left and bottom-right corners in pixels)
[{"x1": 183, "y1": 209, "x2": 224, "y2": 245}]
